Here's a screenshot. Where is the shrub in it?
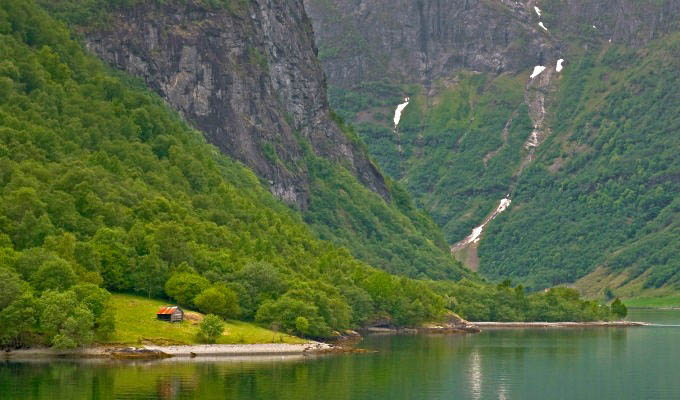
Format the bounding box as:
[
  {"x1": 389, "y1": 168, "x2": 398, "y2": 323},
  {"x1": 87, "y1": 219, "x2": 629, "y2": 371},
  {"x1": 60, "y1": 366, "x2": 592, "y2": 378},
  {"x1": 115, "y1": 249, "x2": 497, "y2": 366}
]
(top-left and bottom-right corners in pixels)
[
  {"x1": 32, "y1": 259, "x2": 77, "y2": 292},
  {"x1": 255, "y1": 294, "x2": 332, "y2": 338},
  {"x1": 294, "y1": 316, "x2": 310, "y2": 336},
  {"x1": 198, "y1": 314, "x2": 225, "y2": 343},
  {"x1": 0, "y1": 267, "x2": 27, "y2": 311},
  {"x1": 611, "y1": 298, "x2": 628, "y2": 319},
  {"x1": 164, "y1": 273, "x2": 210, "y2": 308},
  {"x1": 194, "y1": 285, "x2": 240, "y2": 319}
]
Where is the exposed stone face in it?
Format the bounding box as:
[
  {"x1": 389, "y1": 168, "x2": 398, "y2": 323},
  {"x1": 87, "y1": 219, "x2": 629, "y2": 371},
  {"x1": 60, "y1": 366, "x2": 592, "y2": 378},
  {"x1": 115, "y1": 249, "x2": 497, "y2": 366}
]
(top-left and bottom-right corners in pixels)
[
  {"x1": 546, "y1": 0, "x2": 680, "y2": 47},
  {"x1": 305, "y1": 0, "x2": 555, "y2": 87},
  {"x1": 304, "y1": 0, "x2": 680, "y2": 88},
  {"x1": 85, "y1": 0, "x2": 388, "y2": 208}
]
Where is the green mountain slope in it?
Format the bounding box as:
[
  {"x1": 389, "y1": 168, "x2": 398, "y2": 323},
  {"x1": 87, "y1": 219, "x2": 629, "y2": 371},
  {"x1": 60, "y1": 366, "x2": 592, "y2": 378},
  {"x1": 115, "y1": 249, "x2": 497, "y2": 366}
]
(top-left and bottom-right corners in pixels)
[
  {"x1": 0, "y1": 1, "x2": 617, "y2": 350},
  {"x1": 481, "y1": 38, "x2": 680, "y2": 292},
  {"x1": 37, "y1": 0, "x2": 470, "y2": 282},
  {"x1": 330, "y1": 73, "x2": 534, "y2": 244},
  {"x1": 0, "y1": 0, "x2": 454, "y2": 345},
  {"x1": 310, "y1": 0, "x2": 680, "y2": 298}
]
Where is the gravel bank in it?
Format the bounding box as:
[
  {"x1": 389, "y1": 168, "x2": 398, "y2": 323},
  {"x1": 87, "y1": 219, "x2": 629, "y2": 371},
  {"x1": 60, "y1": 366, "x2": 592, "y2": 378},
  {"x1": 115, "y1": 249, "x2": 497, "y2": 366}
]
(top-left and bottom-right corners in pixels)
[
  {"x1": 143, "y1": 342, "x2": 332, "y2": 357},
  {"x1": 472, "y1": 321, "x2": 648, "y2": 328},
  {"x1": 3, "y1": 342, "x2": 334, "y2": 360}
]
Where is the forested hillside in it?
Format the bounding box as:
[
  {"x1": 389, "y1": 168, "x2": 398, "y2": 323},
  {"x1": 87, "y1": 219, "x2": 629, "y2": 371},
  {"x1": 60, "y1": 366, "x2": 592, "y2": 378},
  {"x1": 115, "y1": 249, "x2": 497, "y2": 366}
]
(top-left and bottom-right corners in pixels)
[
  {"x1": 307, "y1": 0, "x2": 680, "y2": 297},
  {"x1": 481, "y1": 38, "x2": 680, "y2": 292},
  {"x1": 0, "y1": 0, "x2": 451, "y2": 346},
  {"x1": 37, "y1": 0, "x2": 469, "y2": 281},
  {"x1": 331, "y1": 73, "x2": 533, "y2": 243},
  {"x1": 0, "y1": 1, "x2": 616, "y2": 349}
]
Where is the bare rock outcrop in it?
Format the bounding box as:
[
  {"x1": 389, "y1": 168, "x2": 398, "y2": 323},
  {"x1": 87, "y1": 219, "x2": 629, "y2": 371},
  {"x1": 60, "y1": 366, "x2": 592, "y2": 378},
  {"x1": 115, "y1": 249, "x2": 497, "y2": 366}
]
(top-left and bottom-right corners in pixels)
[{"x1": 85, "y1": 0, "x2": 389, "y2": 208}]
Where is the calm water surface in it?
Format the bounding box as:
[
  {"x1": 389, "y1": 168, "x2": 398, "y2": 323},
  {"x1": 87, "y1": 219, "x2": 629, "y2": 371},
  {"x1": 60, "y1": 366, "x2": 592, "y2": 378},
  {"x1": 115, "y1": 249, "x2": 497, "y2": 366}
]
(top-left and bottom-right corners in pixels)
[{"x1": 2, "y1": 309, "x2": 680, "y2": 400}]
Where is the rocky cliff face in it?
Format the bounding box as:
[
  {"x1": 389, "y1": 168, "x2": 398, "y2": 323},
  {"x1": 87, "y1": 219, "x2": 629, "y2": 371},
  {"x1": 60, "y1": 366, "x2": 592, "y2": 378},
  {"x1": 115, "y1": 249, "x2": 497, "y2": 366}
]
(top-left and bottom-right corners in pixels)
[
  {"x1": 305, "y1": 0, "x2": 554, "y2": 87},
  {"x1": 305, "y1": 0, "x2": 680, "y2": 87},
  {"x1": 84, "y1": 0, "x2": 388, "y2": 208}
]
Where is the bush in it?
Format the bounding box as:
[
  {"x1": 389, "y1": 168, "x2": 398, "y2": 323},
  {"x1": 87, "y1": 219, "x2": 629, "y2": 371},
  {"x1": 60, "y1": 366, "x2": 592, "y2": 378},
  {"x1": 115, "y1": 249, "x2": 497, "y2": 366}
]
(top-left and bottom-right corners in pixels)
[
  {"x1": 198, "y1": 314, "x2": 225, "y2": 343},
  {"x1": 164, "y1": 273, "x2": 210, "y2": 308},
  {"x1": 294, "y1": 316, "x2": 310, "y2": 336},
  {"x1": 0, "y1": 267, "x2": 27, "y2": 311},
  {"x1": 255, "y1": 294, "x2": 332, "y2": 338},
  {"x1": 611, "y1": 298, "x2": 628, "y2": 319},
  {"x1": 56, "y1": 305, "x2": 95, "y2": 348},
  {"x1": 31, "y1": 259, "x2": 77, "y2": 292},
  {"x1": 194, "y1": 285, "x2": 240, "y2": 319}
]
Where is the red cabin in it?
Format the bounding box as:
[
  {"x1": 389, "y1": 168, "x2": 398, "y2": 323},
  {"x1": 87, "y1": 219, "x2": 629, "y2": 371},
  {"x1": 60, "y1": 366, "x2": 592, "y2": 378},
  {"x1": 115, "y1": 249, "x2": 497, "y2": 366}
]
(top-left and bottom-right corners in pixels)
[{"x1": 156, "y1": 306, "x2": 183, "y2": 323}]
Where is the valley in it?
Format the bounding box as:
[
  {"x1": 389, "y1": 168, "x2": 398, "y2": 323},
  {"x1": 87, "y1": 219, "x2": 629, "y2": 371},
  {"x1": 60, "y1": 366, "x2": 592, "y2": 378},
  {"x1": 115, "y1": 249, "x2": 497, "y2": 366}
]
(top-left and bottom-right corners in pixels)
[
  {"x1": 2, "y1": 1, "x2": 679, "y2": 398},
  {"x1": 307, "y1": 0, "x2": 680, "y2": 297}
]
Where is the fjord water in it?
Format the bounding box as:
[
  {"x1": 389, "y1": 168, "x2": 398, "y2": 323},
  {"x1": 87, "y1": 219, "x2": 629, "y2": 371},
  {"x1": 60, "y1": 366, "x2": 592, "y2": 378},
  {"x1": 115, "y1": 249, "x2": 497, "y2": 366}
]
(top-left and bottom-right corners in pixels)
[{"x1": 2, "y1": 309, "x2": 680, "y2": 400}]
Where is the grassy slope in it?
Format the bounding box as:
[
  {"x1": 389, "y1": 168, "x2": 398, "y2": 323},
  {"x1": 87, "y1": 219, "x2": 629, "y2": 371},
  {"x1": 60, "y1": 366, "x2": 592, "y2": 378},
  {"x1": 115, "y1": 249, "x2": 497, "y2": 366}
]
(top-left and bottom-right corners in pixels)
[
  {"x1": 109, "y1": 294, "x2": 306, "y2": 345},
  {"x1": 622, "y1": 295, "x2": 680, "y2": 309}
]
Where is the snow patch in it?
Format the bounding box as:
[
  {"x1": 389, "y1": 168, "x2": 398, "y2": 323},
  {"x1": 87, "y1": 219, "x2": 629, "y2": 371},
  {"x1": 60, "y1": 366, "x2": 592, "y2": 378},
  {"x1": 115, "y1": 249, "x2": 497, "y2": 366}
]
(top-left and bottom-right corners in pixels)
[
  {"x1": 393, "y1": 98, "x2": 410, "y2": 127},
  {"x1": 556, "y1": 59, "x2": 564, "y2": 72},
  {"x1": 526, "y1": 129, "x2": 539, "y2": 148},
  {"x1": 530, "y1": 66, "x2": 546, "y2": 79},
  {"x1": 456, "y1": 197, "x2": 512, "y2": 247},
  {"x1": 538, "y1": 22, "x2": 548, "y2": 31},
  {"x1": 468, "y1": 226, "x2": 484, "y2": 244},
  {"x1": 534, "y1": 6, "x2": 542, "y2": 17},
  {"x1": 496, "y1": 198, "x2": 512, "y2": 214}
]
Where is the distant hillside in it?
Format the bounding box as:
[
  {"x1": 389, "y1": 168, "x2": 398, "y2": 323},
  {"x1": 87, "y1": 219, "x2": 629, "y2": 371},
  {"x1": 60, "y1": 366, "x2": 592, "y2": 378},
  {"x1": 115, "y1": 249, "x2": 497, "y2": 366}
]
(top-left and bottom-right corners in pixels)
[
  {"x1": 306, "y1": 0, "x2": 680, "y2": 296},
  {"x1": 482, "y1": 37, "x2": 680, "y2": 292}
]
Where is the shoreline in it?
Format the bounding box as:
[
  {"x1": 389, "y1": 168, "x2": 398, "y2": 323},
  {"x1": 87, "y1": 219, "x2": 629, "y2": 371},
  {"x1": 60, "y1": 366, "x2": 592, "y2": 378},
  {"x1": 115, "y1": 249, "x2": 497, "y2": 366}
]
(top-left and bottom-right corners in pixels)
[
  {"x1": 2, "y1": 342, "x2": 338, "y2": 361},
  {"x1": 471, "y1": 321, "x2": 648, "y2": 328},
  {"x1": 3, "y1": 320, "x2": 651, "y2": 360}
]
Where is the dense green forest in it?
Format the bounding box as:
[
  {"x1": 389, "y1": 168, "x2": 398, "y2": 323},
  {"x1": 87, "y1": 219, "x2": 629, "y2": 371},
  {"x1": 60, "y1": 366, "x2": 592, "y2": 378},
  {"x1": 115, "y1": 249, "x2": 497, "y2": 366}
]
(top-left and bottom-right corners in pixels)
[
  {"x1": 0, "y1": 0, "x2": 618, "y2": 348},
  {"x1": 39, "y1": 0, "x2": 472, "y2": 283},
  {"x1": 480, "y1": 38, "x2": 680, "y2": 291},
  {"x1": 0, "y1": 0, "x2": 451, "y2": 346},
  {"x1": 440, "y1": 281, "x2": 618, "y2": 322},
  {"x1": 329, "y1": 73, "x2": 532, "y2": 244},
  {"x1": 327, "y1": 30, "x2": 680, "y2": 296}
]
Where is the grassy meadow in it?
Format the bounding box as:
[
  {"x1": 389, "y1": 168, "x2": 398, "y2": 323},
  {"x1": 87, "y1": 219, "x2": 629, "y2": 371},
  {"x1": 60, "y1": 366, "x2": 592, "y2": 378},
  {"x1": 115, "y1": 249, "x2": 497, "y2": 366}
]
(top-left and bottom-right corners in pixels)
[{"x1": 108, "y1": 294, "x2": 307, "y2": 346}]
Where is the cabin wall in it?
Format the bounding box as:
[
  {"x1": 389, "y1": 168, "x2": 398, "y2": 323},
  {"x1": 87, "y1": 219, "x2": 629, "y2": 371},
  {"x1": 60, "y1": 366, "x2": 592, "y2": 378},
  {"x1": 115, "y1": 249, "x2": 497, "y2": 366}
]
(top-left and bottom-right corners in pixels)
[{"x1": 171, "y1": 310, "x2": 183, "y2": 322}]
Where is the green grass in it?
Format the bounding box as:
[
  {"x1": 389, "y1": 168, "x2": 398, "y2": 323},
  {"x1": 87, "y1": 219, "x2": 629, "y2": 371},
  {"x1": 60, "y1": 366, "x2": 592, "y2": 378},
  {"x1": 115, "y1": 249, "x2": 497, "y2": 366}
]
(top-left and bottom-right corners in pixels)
[
  {"x1": 623, "y1": 295, "x2": 680, "y2": 309},
  {"x1": 107, "y1": 294, "x2": 307, "y2": 345}
]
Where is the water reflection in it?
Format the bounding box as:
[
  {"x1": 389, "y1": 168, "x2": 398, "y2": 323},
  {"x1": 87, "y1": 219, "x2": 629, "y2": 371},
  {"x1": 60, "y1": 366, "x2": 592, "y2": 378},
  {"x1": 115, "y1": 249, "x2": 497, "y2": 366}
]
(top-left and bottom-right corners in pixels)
[
  {"x1": 497, "y1": 381, "x2": 508, "y2": 400},
  {"x1": 468, "y1": 350, "x2": 482, "y2": 400},
  {"x1": 3, "y1": 310, "x2": 680, "y2": 400}
]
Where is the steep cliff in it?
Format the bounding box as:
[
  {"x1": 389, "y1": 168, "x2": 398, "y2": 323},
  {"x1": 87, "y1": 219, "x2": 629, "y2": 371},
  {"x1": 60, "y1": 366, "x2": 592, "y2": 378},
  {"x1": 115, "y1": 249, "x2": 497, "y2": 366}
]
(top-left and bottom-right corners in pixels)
[
  {"x1": 306, "y1": 0, "x2": 680, "y2": 295},
  {"x1": 306, "y1": 0, "x2": 552, "y2": 86},
  {"x1": 38, "y1": 0, "x2": 470, "y2": 280},
  {"x1": 81, "y1": 0, "x2": 388, "y2": 209},
  {"x1": 306, "y1": 0, "x2": 680, "y2": 87}
]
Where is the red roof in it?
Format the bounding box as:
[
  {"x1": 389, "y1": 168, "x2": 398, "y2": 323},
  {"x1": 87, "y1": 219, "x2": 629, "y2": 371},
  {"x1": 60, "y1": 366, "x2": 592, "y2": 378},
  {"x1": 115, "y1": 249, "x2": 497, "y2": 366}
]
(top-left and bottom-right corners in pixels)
[{"x1": 157, "y1": 306, "x2": 179, "y2": 315}]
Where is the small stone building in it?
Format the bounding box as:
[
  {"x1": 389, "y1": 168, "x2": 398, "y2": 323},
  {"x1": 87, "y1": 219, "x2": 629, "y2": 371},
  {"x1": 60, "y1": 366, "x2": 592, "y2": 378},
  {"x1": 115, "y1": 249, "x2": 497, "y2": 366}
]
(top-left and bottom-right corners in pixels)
[{"x1": 156, "y1": 306, "x2": 184, "y2": 323}]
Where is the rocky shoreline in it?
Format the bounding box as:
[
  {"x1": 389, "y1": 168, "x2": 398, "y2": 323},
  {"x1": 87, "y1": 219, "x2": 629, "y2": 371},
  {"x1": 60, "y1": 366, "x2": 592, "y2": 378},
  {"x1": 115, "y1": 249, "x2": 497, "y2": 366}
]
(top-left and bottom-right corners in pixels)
[
  {"x1": 3, "y1": 318, "x2": 648, "y2": 361},
  {"x1": 471, "y1": 321, "x2": 648, "y2": 328},
  {"x1": 2, "y1": 342, "x2": 340, "y2": 361}
]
